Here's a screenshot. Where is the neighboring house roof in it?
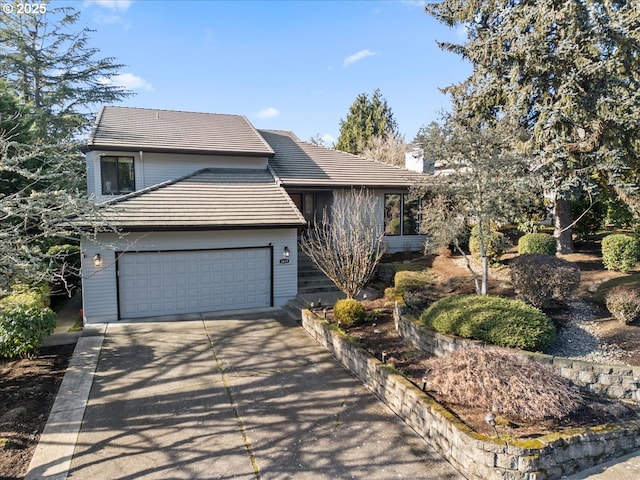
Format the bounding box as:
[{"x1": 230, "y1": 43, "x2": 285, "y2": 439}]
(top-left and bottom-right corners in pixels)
[
  {"x1": 260, "y1": 129, "x2": 422, "y2": 188},
  {"x1": 87, "y1": 106, "x2": 275, "y2": 157},
  {"x1": 85, "y1": 169, "x2": 305, "y2": 230}
]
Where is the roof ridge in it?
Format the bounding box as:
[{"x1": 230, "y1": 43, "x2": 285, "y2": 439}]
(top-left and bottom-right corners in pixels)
[{"x1": 101, "y1": 105, "x2": 246, "y2": 118}]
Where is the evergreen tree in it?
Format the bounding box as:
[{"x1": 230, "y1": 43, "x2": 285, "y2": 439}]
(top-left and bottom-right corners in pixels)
[
  {"x1": 335, "y1": 89, "x2": 399, "y2": 155},
  {"x1": 425, "y1": 0, "x2": 640, "y2": 252},
  {"x1": 0, "y1": 4, "x2": 131, "y2": 141}
]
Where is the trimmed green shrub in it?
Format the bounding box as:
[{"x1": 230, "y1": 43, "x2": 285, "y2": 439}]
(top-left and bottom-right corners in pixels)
[
  {"x1": 510, "y1": 254, "x2": 580, "y2": 308},
  {"x1": 0, "y1": 285, "x2": 56, "y2": 358},
  {"x1": 423, "y1": 347, "x2": 582, "y2": 421},
  {"x1": 517, "y1": 233, "x2": 556, "y2": 255},
  {"x1": 394, "y1": 270, "x2": 431, "y2": 294},
  {"x1": 419, "y1": 294, "x2": 555, "y2": 352},
  {"x1": 333, "y1": 299, "x2": 366, "y2": 328},
  {"x1": 605, "y1": 286, "x2": 640, "y2": 324},
  {"x1": 468, "y1": 224, "x2": 511, "y2": 264},
  {"x1": 602, "y1": 234, "x2": 640, "y2": 273}
]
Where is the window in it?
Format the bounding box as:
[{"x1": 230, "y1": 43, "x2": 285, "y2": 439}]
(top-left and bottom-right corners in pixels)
[
  {"x1": 384, "y1": 193, "x2": 421, "y2": 236},
  {"x1": 101, "y1": 156, "x2": 135, "y2": 195}
]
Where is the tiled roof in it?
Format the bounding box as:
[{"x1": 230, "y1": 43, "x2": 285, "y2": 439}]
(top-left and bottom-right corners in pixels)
[
  {"x1": 261, "y1": 130, "x2": 422, "y2": 188},
  {"x1": 87, "y1": 106, "x2": 275, "y2": 156},
  {"x1": 89, "y1": 169, "x2": 305, "y2": 230}
]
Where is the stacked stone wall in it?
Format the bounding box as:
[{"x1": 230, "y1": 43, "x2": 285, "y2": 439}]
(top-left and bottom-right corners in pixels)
[{"x1": 301, "y1": 309, "x2": 640, "y2": 480}]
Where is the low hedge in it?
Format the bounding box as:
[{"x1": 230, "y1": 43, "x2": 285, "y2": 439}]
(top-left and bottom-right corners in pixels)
[
  {"x1": 601, "y1": 234, "x2": 640, "y2": 273},
  {"x1": 419, "y1": 294, "x2": 556, "y2": 352},
  {"x1": 517, "y1": 233, "x2": 556, "y2": 255},
  {"x1": 0, "y1": 285, "x2": 56, "y2": 358},
  {"x1": 394, "y1": 270, "x2": 431, "y2": 294}
]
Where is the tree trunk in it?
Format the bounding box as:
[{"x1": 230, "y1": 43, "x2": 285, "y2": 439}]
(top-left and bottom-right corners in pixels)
[
  {"x1": 481, "y1": 256, "x2": 488, "y2": 295},
  {"x1": 554, "y1": 196, "x2": 574, "y2": 254}
]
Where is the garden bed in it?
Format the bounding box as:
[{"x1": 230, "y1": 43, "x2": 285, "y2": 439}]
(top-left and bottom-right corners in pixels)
[{"x1": 302, "y1": 308, "x2": 640, "y2": 480}]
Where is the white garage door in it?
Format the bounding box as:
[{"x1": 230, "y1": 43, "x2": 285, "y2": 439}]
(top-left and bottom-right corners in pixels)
[{"x1": 117, "y1": 248, "x2": 271, "y2": 319}]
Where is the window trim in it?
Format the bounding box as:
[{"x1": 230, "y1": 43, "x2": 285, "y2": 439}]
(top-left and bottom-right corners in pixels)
[{"x1": 100, "y1": 155, "x2": 135, "y2": 195}]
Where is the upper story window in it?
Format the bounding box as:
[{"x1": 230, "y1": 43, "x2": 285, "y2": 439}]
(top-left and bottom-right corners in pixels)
[
  {"x1": 384, "y1": 193, "x2": 421, "y2": 236},
  {"x1": 101, "y1": 156, "x2": 135, "y2": 195}
]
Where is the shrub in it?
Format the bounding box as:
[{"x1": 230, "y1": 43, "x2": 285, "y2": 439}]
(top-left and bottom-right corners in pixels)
[
  {"x1": 333, "y1": 298, "x2": 366, "y2": 327},
  {"x1": 468, "y1": 224, "x2": 511, "y2": 264},
  {"x1": 601, "y1": 234, "x2": 640, "y2": 273},
  {"x1": 419, "y1": 294, "x2": 555, "y2": 352},
  {"x1": 394, "y1": 270, "x2": 431, "y2": 294},
  {"x1": 423, "y1": 347, "x2": 582, "y2": 421},
  {"x1": 517, "y1": 233, "x2": 556, "y2": 256},
  {"x1": 0, "y1": 286, "x2": 56, "y2": 358},
  {"x1": 605, "y1": 287, "x2": 640, "y2": 324},
  {"x1": 510, "y1": 254, "x2": 580, "y2": 308}
]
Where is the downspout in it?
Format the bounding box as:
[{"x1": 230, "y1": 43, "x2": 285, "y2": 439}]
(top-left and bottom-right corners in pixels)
[{"x1": 139, "y1": 150, "x2": 144, "y2": 189}]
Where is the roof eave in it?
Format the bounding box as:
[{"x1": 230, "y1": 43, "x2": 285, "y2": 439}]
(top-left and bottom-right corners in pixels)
[{"x1": 85, "y1": 144, "x2": 275, "y2": 158}]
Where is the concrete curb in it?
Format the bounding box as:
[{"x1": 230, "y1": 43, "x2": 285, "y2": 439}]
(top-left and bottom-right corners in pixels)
[{"x1": 25, "y1": 325, "x2": 107, "y2": 480}]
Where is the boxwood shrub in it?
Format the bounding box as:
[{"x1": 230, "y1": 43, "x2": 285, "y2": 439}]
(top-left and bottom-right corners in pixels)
[
  {"x1": 333, "y1": 298, "x2": 366, "y2": 328},
  {"x1": 419, "y1": 294, "x2": 556, "y2": 352},
  {"x1": 517, "y1": 233, "x2": 556, "y2": 255},
  {"x1": 468, "y1": 224, "x2": 511, "y2": 264},
  {"x1": 394, "y1": 270, "x2": 431, "y2": 294},
  {"x1": 601, "y1": 234, "x2": 640, "y2": 273},
  {"x1": 0, "y1": 285, "x2": 56, "y2": 358}
]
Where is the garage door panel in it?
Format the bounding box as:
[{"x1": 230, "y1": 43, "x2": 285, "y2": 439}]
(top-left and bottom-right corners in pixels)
[{"x1": 118, "y1": 248, "x2": 271, "y2": 319}]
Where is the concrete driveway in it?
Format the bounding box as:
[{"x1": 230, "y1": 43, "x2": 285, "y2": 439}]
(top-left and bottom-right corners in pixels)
[{"x1": 27, "y1": 310, "x2": 463, "y2": 480}]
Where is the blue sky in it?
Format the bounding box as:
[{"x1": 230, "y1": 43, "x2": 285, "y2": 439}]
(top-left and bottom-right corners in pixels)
[{"x1": 71, "y1": 0, "x2": 471, "y2": 144}]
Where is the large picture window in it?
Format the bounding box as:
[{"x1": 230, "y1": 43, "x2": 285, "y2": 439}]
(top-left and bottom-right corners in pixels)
[
  {"x1": 101, "y1": 156, "x2": 135, "y2": 195},
  {"x1": 384, "y1": 193, "x2": 421, "y2": 236}
]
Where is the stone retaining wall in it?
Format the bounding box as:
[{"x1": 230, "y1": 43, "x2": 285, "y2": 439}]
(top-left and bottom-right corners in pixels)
[
  {"x1": 301, "y1": 309, "x2": 640, "y2": 480},
  {"x1": 393, "y1": 305, "x2": 640, "y2": 402}
]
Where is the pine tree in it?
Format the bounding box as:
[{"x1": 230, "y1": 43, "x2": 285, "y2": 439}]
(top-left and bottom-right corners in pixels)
[
  {"x1": 335, "y1": 89, "x2": 399, "y2": 155},
  {"x1": 0, "y1": 5, "x2": 132, "y2": 141},
  {"x1": 425, "y1": 0, "x2": 640, "y2": 253}
]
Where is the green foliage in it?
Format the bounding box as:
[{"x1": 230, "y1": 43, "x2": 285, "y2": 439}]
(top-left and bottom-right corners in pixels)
[
  {"x1": 425, "y1": 1, "x2": 640, "y2": 254},
  {"x1": 571, "y1": 194, "x2": 607, "y2": 240},
  {"x1": 468, "y1": 224, "x2": 510, "y2": 264},
  {"x1": 510, "y1": 254, "x2": 580, "y2": 308},
  {"x1": 517, "y1": 233, "x2": 556, "y2": 256},
  {"x1": 394, "y1": 270, "x2": 431, "y2": 294},
  {"x1": 605, "y1": 287, "x2": 640, "y2": 324},
  {"x1": 333, "y1": 299, "x2": 366, "y2": 328},
  {"x1": 0, "y1": 286, "x2": 56, "y2": 358},
  {"x1": 419, "y1": 294, "x2": 556, "y2": 352},
  {"x1": 0, "y1": 5, "x2": 132, "y2": 140},
  {"x1": 601, "y1": 234, "x2": 640, "y2": 273},
  {"x1": 336, "y1": 89, "x2": 398, "y2": 155},
  {"x1": 424, "y1": 347, "x2": 582, "y2": 421}
]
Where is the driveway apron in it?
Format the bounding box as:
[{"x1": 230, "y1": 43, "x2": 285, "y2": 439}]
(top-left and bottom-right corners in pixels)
[{"x1": 67, "y1": 311, "x2": 463, "y2": 479}]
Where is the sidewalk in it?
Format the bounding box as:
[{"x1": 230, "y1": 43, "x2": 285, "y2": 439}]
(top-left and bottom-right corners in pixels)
[{"x1": 42, "y1": 294, "x2": 83, "y2": 347}]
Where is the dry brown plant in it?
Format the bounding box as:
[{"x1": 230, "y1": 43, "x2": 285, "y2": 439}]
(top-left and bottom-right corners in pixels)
[{"x1": 424, "y1": 347, "x2": 583, "y2": 422}]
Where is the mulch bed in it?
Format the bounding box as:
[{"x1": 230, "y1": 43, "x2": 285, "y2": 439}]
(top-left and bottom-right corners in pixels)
[{"x1": 0, "y1": 344, "x2": 74, "y2": 479}]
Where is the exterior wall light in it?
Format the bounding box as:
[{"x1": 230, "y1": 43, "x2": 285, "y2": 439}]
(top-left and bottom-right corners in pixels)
[
  {"x1": 283, "y1": 246, "x2": 290, "y2": 258},
  {"x1": 93, "y1": 253, "x2": 102, "y2": 267}
]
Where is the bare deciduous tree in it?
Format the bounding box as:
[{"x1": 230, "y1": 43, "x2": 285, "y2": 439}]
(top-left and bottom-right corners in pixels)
[
  {"x1": 360, "y1": 134, "x2": 407, "y2": 167},
  {"x1": 300, "y1": 188, "x2": 386, "y2": 299}
]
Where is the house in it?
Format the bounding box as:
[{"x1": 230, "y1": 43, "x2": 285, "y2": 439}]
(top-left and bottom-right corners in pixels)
[{"x1": 80, "y1": 106, "x2": 426, "y2": 323}]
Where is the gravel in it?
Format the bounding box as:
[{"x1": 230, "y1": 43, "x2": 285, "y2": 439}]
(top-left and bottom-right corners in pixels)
[{"x1": 548, "y1": 299, "x2": 627, "y2": 364}]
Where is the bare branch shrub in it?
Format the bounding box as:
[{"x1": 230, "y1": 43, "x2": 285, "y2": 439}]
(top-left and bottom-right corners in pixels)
[
  {"x1": 605, "y1": 287, "x2": 640, "y2": 324},
  {"x1": 424, "y1": 347, "x2": 583, "y2": 422},
  {"x1": 300, "y1": 188, "x2": 386, "y2": 299}
]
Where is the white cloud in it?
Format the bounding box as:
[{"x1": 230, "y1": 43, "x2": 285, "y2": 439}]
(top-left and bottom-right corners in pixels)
[
  {"x1": 321, "y1": 133, "x2": 336, "y2": 146},
  {"x1": 255, "y1": 107, "x2": 279, "y2": 120},
  {"x1": 343, "y1": 49, "x2": 376, "y2": 67},
  {"x1": 84, "y1": 0, "x2": 132, "y2": 11},
  {"x1": 100, "y1": 73, "x2": 153, "y2": 91}
]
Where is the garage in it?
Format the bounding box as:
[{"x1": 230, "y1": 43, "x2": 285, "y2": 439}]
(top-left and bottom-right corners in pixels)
[{"x1": 117, "y1": 247, "x2": 272, "y2": 319}]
